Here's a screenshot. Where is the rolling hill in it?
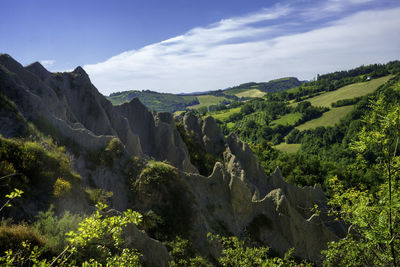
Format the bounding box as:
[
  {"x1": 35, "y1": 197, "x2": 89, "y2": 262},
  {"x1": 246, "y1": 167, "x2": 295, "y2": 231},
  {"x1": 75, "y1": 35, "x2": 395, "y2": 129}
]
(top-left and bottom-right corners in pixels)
[
  {"x1": 224, "y1": 77, "x2": 304, "y2": 94},
  {"x1": 107, "y1": 90, "x2": 198, "y2": 113},
  {"x1": 106, "y1": 77, "x2": 303, "y2": 113},
  {"x1": 203, "y1": 62, "x2": 400, "y2": 155}
]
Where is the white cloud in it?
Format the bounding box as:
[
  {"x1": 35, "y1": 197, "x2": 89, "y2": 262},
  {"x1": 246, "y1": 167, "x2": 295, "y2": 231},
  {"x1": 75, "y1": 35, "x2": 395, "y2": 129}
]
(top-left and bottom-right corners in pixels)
[
  {"x1": 84, "y1": 4, "x2": 400, "y2": 95},
  {"x1": 40, "y1": 59, "x2": 55, "y2": 68}
]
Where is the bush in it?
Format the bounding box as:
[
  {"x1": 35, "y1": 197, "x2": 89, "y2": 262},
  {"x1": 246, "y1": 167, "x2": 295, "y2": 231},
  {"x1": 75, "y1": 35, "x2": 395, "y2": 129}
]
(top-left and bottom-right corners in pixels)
[
  {"x1": 66, "y1": 203, "x2": 142, "y2": 265},
  {"x1": 138, "y1": 160, "x2": 177, "y2": 186},
  {"x1": 140, "y1": 210, "x2": 163, "y2": 234},
  {"x1": 286, "y1": 129, "x2": 302, "y2": 144},
  {"x1": 53, "y1": 178, "x2": 71, "y2": 198},
  {"x1": 209, "y1": 234, "x2": 311, "y2": 266},
  {"x1": 135, "y1": 161, "x2": 193, "y2": 240},
  {"x1": 124, "y1": 156, "x2": 145, "y2": 182},
  {"x1": 331, "y1": 96, "x2": 363, "y2": 107},
  {"x1": 86, "y1": 138, "x2": 125, "y2": 168},
  {"x1": 85, "y1": 188, "x2": 113, "y2": 206},
  {"x1": 0, "y1": 136, "x2": 81, "y2": 210},
  {"x1": 34, "y1": 206, "x2": 83, "y2": 254},
  {"x1": 166, "y1": 236, "x2": 211, "y2": 267}
]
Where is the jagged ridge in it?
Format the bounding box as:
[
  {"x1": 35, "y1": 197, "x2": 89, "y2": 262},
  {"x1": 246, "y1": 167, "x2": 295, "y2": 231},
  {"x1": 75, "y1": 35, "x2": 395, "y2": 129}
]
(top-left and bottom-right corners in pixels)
[{"x1": 0, "y1": 54, "x2": 346, "y2": 265}]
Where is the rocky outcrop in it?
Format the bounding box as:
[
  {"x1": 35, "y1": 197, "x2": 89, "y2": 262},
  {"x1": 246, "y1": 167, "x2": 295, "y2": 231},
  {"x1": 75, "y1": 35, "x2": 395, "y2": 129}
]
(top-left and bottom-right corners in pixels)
[
  {"x1": 130, "y1": 114, "x2": 346, "y2": 263},
  {"x1": 0, "y1": 92, "x2": 28, "y2": 138},
  {"x1": 115, "y1": 102, "x2": 197, "y2": 173},
  {"x1": 0, "y1": 54, "x2": 346, "y2": 264},
  {"x1": 182, "y1": 112, "x2": 226, "y2": 156},
  {"x1": 0, "y1": 54, "x2": 195, "y2": 172},
  {"x1": 125, "y1": 224, "x2": 171, "y2": 267},
  {"x1": 132, "y1": 129, "x2": 347, "y2": 263}
]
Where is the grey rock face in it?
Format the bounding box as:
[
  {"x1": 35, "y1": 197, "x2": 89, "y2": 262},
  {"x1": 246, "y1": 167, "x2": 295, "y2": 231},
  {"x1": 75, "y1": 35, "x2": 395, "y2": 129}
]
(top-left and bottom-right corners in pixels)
[
  {"x1": 0, "y1": 54, "x2": 346, "y2": 264},
  {"x1": 182, "y1": 112, "x2": 226, "y2": 156},
  {"x1": 0, "y1": 54, "x2": 195, "y2": 172},
  {"x1": 131, "y1": 113, "x2": 346, "y2": 264},
  {"x1": 125, "y1": 224, "x2": 171, "y2": 267}
]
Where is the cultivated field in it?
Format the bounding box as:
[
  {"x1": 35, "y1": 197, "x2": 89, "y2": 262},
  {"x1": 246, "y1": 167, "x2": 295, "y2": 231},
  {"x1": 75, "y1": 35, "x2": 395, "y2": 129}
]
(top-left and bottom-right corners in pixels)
[
  {"x1": 299, "y1": 75, "x2": 393, "y2": 107},
  {"x1": 296, "y1": 105, "x2": 354, "y2": 130},
  {"x1": 188, "y1": 95, "x2": 228, "y2": 109},
  {"x1": 235, "y1": 89, "x2": 266, "y2": 98},
  {"x1": 271, "y1": 112, "x2": 302, "y2": 127},
  {"x1": 274, "y1": 143, "x2": 301, "y2": 153},
  {"x1": 211, "y1": 107, "x2": 241, "y2": 121}
]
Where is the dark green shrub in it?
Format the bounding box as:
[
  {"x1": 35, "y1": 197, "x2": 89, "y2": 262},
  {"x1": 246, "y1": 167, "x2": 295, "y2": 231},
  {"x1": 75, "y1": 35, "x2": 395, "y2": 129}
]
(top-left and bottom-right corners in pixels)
[
  {"x1": 0, "y1": 136, "x2": 81, "y2": 210},
  {"x1": 166, "y1": 236, "x2": 211, "y2": 267},
  {"x1": 85, "y1": 188, "x2": 113, "y2": 206},
  {"x1": 33, "y1": 206, "x2": 83, "y2": 254},
  {"x1": 135, "y1": 161, "x2": 193, "y2": 240},
  {"x1": 138, "y1": 160, "x2": 177, "y2": 186},
  {"x1": 104, "y1": 138, "x2": 124, "y2": 167}
]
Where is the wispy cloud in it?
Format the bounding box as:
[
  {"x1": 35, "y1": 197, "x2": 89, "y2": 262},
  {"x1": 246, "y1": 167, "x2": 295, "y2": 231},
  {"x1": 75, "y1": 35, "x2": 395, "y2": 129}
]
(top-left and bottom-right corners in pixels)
[
  {"x1": 84, "y1": 1, "x2": 400, "y2": 95},
  {"x1": 40, "y1": 59, "x2": 55, "y2": 68}
]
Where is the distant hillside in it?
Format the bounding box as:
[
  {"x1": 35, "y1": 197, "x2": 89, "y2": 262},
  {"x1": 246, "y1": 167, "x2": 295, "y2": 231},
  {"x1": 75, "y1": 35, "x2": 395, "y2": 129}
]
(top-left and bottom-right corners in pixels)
[
  {"x1": 107, "y1": 77, "x2": 303, "y2": 113},
  {"x1": 107, "y1": 90, "x2": 198, "y2": 113},
  {"x1": 224, "y1": 77, "x2": 303, "y2": 95}
]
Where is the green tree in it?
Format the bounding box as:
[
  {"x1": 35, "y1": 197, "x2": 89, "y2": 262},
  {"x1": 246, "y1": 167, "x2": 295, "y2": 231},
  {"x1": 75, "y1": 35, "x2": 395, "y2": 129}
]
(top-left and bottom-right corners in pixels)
[
  {"x1": 323, "y1": 96, "x2": 400, "y2": 266},
  {"x1": 351, "y1": 97, "x2": 400, "y2": 266}
]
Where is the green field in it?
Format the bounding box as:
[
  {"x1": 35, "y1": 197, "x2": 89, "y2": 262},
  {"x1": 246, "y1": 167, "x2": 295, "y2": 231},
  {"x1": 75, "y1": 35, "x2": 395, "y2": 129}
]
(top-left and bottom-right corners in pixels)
[
  {"x1": 188, "y1": 95, "x2": 228, "y2": 109},
  {"x1": 211, "y1": 107, "x2": 241, "y2": 121},
  {"x1": 235, "y1": 89, "x2": 266, "y2": 98},
  {"x1": 270, "y1": 112, "x2": 302, "y2": 126},
  {"x1": 274, "y1": 143, "x2": 301, "y2": 153},
  {"x1": 296, "y1": 105, "x2": 354, "y2": 131},
  {"x1": 298, "y1": 75, "x2": 393, "y2": 107}
]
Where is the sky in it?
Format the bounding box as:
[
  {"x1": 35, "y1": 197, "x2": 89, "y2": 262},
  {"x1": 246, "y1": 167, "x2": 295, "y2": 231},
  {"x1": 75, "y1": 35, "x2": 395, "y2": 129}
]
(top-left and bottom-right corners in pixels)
[{"x1": 1, "y1": 0, "x2": 400, "y2": 95}]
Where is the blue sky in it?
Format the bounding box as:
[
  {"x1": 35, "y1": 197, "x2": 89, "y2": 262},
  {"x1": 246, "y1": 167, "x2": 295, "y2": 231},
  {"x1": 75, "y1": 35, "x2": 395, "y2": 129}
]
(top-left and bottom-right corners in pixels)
[{"x1": 1, "y1": 0, "x2": 400, "y2": 95}]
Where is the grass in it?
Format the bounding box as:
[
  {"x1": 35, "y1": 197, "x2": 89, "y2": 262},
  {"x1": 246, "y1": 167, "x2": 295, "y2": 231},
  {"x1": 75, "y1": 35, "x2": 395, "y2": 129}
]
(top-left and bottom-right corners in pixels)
[
  {"x1": 227, "y1": 122, "x2": 235, "y2": 129},
  {"x1": 224, "y1": 87, "x2": 277, "y2": 98},
  {"x1": 235, "y1": 89, "x2": 266, "y2": 98},
  {"x1": 222, "y1": 88, "x2": 249, "y2": 96},
  {"x1": 274, "y1": 143, "x2": 301, "y2": 153},
  {"x1": 188, "y1": 95, "x2": 228, "y2": 109},
  {"x1": 0, "y1": 222, "x2": 46, "y2": 251},
  {"x1": 296, "y1": 75, "x2": 393, "y2": 108},
  {"x1": 296, "y1": 105, "x2": 354, "y2": 131},
  {"x1": 270, "y1": 112, "x2": 302, "y2": 126},
  {"x1": 286, "y1": 86, "x2": 301, "y2": 94},
  {"x1": 210, "y1": 107, "x2": 241, "y2": 121}
]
